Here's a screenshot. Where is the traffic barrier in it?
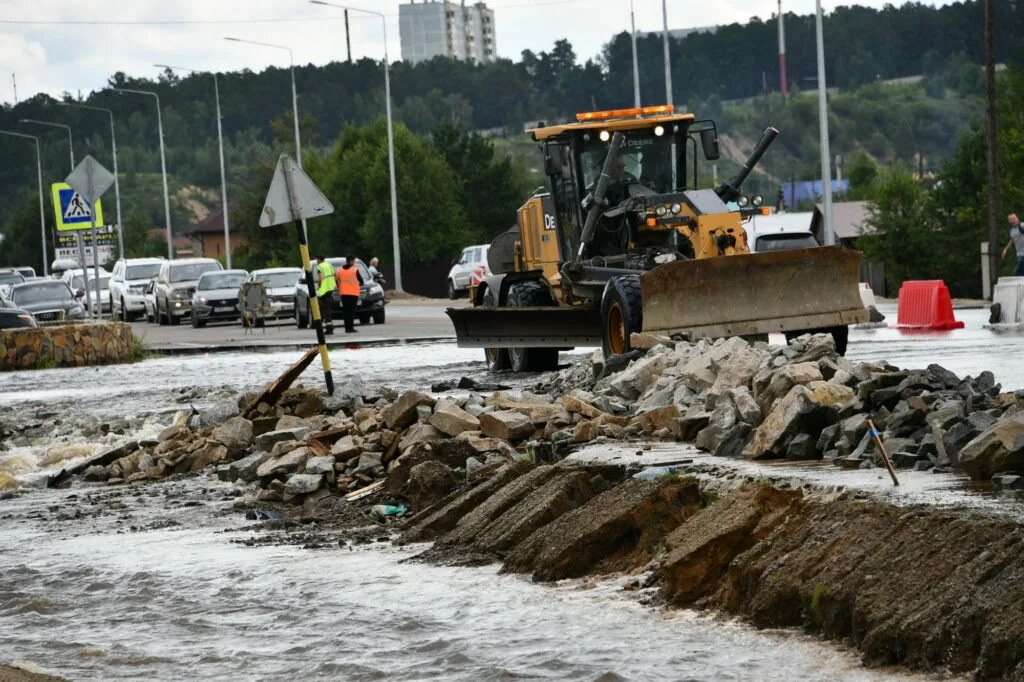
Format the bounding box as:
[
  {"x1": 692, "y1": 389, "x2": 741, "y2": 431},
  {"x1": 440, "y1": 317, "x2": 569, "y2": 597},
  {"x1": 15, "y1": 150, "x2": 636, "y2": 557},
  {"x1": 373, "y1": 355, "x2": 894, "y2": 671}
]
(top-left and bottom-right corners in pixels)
[
  {"x1": 858, "y1": 282, "x2": 878, "y2": 309},
  {"x1": 989, "y1": 276, "x2": 1024, "y2": 327},
  {"x1": 895, "y1": 280, "x2": 964, "y2": 330}
]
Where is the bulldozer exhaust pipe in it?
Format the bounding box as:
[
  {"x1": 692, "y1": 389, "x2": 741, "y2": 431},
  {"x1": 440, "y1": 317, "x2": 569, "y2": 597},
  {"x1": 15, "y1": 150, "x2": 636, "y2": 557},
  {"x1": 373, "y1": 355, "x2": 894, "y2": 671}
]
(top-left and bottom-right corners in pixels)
[
  {"x1": 715, "y1": 126, "x2": 779, "y2": 203},
  {"x1": 576, "y1": 131, "x2": 626, "y2": 263}
]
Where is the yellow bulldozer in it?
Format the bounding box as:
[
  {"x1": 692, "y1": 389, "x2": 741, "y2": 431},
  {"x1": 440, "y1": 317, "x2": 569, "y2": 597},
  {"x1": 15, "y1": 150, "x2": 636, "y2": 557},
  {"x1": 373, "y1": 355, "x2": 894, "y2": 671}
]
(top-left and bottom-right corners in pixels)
[{"x1": 447, "y1": 105, "x2": 868, "y2": 371}]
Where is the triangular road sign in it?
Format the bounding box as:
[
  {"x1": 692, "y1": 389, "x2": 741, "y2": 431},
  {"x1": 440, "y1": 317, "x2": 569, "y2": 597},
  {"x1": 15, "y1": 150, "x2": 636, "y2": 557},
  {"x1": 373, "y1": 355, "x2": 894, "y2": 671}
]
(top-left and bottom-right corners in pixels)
[
  {"x1": 260, "y1": 154, "x2": 334, "y2": 227},
  {"x1": 65, "y1": 154, "x2": 115, "y2": 205}
]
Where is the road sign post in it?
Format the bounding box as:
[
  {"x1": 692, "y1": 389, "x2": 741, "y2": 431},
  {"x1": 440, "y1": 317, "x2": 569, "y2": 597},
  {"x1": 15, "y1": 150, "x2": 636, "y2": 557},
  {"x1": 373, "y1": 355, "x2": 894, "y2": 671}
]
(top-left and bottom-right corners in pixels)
[
  {"x1": 259, "y1": 154, "x2": 336, "y2": 394},
  {"x1": 64, "y1": 155, "x2": 116, "y2": 322}
]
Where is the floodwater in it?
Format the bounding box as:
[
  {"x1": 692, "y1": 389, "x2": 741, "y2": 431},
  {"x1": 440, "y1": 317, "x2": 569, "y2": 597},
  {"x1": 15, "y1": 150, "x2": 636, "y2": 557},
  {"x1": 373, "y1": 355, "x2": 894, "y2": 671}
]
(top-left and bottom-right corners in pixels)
[{"x1": 0, "y1": 479, "x2": 936, "y2": 681}]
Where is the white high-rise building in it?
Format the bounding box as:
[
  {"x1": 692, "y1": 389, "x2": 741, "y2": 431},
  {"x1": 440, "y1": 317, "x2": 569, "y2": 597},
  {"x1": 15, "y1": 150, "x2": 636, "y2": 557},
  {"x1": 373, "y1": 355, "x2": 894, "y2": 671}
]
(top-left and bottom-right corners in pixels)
[{"x1": 399, "y1": 1, "x2": 496, "y2": 65}]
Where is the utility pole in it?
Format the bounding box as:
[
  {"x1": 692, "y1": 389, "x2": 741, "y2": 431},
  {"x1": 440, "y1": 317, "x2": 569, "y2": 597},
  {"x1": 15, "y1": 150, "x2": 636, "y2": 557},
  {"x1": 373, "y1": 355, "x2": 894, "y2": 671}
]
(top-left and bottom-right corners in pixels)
[
  {"x1": 814, "y1": 0, "x2": 835, "y2": 246},
  {"x1": 0, "y1": 130, "x2": 47, "y2": 274},
  {"x1": 984, "y1": 0, "x2": 999, "y2": 294},
  {"x1": 345, "y1": 9, "x2": 353, "y2": 62},
  {"x1": 630, "y1": 0, "x2": 641, "y2": 108},
  {"x1": 777, "y1": 0, "x2": 788, "y2": 97},
  {"x1": 10, "y1": 73, "x2": 17, "y2": 103},
  {"x1": 661, "y1": 0, "x2": 672, "y2": 107}
]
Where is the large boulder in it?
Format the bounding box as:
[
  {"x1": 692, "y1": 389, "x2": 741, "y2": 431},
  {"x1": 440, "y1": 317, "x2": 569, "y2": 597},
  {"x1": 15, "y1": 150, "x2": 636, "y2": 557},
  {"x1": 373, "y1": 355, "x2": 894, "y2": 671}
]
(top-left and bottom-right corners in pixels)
[
  {"x1": 189, "y1": 441, "x2": 229, "y2": 472},
  {"x1": 429, "y1": 403, "x2": 480, "y2": 437},
  {"x1": 382, "y1": 391, "x2": 436, "y2": 430},
  {"x1": 709, "y1": 346, "x2": 765, "y2": 393},
  {"x1": 255, "y1": 427, "x2": 309, "y2": 451},
  {"x1": 943, "y1": 412, "x2": 998, "y2": 465},
  {"x1": 330, "y1": 435, "x2": 361, "y2": 459},
  {"x1": 398, "y1": 423, "x2": 444, "y2": 451},
  {"x1": 743, "y1": 381, "x2": 851, "y2": 460},
  {"x1": 211, "y1": 416, "x2": 254, "y2": 455},
  {"x1": 695, "y1": 402, "x2": 738, "y2": 453},
  {"x1": 479, "y1": 410, "x2": 534, "y2": 442},
  {"x1": 755, "y1": 362, "x2": 824, "y2": 416},
  {"x1": 407, "y1": 460, "x2": 461, "y2": 510},
  {"x1": 256, "y1": 446, "x2": 311, "y2": 479},
  {"x1": 284, "y1": 472, "x2": 323, "y2": 498},
  {"x1": 222, "y1": 451, "x2": 272, "y2": 483},
  {"x1": 958, "y1": 413, "x2": 1024, "y2": 480},
  {"x1": 636, "y1": 405, "x2": 681, "y2": 437}
]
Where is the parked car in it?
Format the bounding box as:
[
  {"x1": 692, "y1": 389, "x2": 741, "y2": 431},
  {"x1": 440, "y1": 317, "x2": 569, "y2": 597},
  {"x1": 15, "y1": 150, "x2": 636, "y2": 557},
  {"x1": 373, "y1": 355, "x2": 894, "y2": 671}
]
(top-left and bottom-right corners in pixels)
[
  {"x1": 0, "y1": 291, "x2": 37, "y2": 329},
  {"x1": 243, "y1": 268, "x2": 302, "y2": 326},
  {"x1": 446, "y1": 244, "x2": 491, "y2": 299},
  {"x1": 109, "y1": 257, "x2": 164, "y2": 321},
  {"x1": 6, "y1": 280, "x2": 87, "y2": 323},
  {"x1": 293, "y1": 257, "x2": 385, "y2": 328},
  {"x1": 191, "y1": 269, "x2": 248, "y2": 327},
  {"x1": 13, "y1": 266, "x2": 36, "y2": 279},
  {"x1": 0, "y1": 269, "x2": 26, "y2": 292},
  {"x1": 50, "y1": 259, "x2": 79, "y2": 280},
  {"x1": 153, "y1": 258, "x2": 223, "y2": 325},
  {"x1": 61, "y1": 267, "x2": 112, "y2": 315},
  {"x1": 143, "y1": 280, "x2": 158, "y2": 323}
]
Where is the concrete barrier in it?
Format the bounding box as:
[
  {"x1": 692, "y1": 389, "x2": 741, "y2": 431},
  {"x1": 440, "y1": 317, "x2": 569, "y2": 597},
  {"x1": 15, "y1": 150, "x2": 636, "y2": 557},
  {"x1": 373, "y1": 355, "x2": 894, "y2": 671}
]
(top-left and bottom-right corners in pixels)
[
  {"x1": 988, "y1": 276, "x2": 1024, "y2": 329},
  {"x1": 858, "y1": 282, "x2": 878, "y2": 309},
  {"x1": 1, "y1": 322, "x2": 135, "y2": 371}
]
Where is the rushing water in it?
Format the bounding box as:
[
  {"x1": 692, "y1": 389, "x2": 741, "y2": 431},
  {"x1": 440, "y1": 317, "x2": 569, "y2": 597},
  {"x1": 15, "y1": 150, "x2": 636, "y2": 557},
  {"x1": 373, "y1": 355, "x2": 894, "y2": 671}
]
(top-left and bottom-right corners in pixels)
[{"x1": 0, "y1": 479, "x2": 934, "y2": 681}]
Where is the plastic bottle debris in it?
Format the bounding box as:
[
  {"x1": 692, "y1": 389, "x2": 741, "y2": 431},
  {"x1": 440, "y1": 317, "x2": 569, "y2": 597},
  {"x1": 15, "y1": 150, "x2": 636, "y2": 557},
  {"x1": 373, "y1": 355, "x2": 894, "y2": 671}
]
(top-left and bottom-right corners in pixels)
[
  {"x1": 632, "y1": 466, "x2": 679, "y2": 480},
  {"x1": 370, "y1": 504, "x2": 409, "y2": 521},
  {"x1": 245, "y1": 509, "x2": 283, "y2": 521}
]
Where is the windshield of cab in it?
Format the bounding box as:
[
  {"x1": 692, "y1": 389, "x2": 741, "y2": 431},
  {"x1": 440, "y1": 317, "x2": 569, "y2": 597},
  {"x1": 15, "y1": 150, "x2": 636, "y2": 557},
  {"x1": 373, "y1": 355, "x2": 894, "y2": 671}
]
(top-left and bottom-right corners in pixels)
[
  {"x1": 199, "y1": 273, "x2": 247, "y2": 290},
  {"x1": 580, "y1": 131, "x2": 679, "y2": 196},
  {"x1": 755, "y1": 234, "x2": 820, "y2": 252},
  {"x1": 171, "y1": 262, "x2": 220, "y2": 283},
  {"x1": 254, "y1": 271, "x2": 301, "y2": 289},
  {"x1": 126, "y1": 263, "x2": 161, "y2": 280},
  {"x1": 13, "y1": 282, "x2": 73, "y2": 304}
]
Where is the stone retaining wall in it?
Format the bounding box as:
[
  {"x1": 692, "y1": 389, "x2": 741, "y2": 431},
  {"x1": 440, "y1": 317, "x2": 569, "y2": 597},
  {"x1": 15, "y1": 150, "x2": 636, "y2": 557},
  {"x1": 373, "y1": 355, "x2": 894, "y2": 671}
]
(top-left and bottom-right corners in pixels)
[{"x1": 1, "y1": 322, "x2": 135, "y2": 371}]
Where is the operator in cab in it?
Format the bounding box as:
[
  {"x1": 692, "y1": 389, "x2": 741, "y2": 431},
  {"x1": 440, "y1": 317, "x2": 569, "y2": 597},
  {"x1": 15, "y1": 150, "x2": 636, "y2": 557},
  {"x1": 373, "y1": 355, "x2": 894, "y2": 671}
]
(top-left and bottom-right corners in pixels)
[{"x1": 335, "y1": 254, "x2": 364, "y2": 334}]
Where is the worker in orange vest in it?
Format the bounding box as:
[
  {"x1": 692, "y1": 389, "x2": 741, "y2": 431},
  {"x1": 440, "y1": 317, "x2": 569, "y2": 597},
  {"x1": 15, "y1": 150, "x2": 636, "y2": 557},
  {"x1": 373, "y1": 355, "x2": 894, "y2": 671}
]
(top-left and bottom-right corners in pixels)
[{"x1": 335, "y1": 254, "x2": 364, "y2": 333}]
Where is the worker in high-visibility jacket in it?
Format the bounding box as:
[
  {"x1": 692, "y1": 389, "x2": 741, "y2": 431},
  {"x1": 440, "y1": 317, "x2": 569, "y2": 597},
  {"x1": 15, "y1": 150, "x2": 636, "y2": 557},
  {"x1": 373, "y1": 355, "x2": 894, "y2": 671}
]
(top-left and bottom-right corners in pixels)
[
  {"x1": 335, "y1": 254, "x2": 364, "y2": 334},
  {"x1": 314, "y1": 254, "x2": 336, "y2": 334}
]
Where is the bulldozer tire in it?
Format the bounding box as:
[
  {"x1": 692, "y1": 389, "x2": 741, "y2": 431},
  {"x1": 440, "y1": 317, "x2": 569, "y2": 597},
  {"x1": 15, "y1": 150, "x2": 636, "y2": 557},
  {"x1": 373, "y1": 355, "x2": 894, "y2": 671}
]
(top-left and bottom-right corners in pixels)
[
  {"x1": 481, "y1": 288, "x2": 510, "y2": 371},
  {"x1": 601, "y1": 274, "x2": 643, "y2": 359},
  {"x1": 507, "y1": 281, "x2": 559, "y2": 372},
  {"x1": 784, "y1": 325, "x2": 849, "y2": 356}
]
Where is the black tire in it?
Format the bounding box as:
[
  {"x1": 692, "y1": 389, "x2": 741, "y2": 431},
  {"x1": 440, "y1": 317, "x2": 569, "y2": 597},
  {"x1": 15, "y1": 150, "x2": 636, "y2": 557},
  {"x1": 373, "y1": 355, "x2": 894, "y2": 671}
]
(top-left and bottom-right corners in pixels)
[
  {"x1": 296, "y1": 300, "x2": 307, "y2": 329},
  {"x1": 784, "y1": 325, "x2": 849, "y2": 356},
  {"x1": 359, "y1": 314, "x2": 371, "y2": 325},
  {"x1": 447, "y1": 280, "x2": 458, "y2": 300},
  {"x1": 600, "y1": 274, "x2": 643, "y2": 360},
  {"x1": 372, "y1": 309, "x2": 385, "y2": 325},
  {"x1": 158, "y1": 300, "x2": 168, "y2": 326},
  {"x1": 507, "y1": 281, "x2": 559, "y2": 372},
  {"x1": 481, "y1": 287, "x2": 511, "y2": 371}
]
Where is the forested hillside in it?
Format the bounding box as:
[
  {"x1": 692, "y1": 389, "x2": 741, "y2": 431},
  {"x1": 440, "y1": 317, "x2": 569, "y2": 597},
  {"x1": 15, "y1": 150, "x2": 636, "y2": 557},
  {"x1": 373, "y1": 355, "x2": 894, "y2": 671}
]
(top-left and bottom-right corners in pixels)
[{"x1": 0, "y1": 0, "x2": 1016, "y2": 277}]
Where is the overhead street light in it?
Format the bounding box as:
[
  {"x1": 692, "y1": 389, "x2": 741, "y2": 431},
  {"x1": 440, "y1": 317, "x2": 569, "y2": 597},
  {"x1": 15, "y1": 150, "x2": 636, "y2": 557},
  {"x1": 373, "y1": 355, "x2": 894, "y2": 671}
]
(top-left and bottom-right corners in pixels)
[
  {"x1": 309, "y1": 0, "x2": 404, "y2": 292},
  {"x1": 0, "y1": 130, "x2": 48, "y2": 275},
  {"x1": 814, "y1": 0, "x2": 835, "y2": 246},
  {"x1": 111, "y1": 87, "x2": 174, "y2": 260},
  {"x1": 155, "y1": 64, "x2": 233, "y2": 269},
  {"x1": 57, "y1": 102, "x2": 125, "y2": 260},
  {"x1": 20, "y1": 118, "x2": 74, "y2": 171}
]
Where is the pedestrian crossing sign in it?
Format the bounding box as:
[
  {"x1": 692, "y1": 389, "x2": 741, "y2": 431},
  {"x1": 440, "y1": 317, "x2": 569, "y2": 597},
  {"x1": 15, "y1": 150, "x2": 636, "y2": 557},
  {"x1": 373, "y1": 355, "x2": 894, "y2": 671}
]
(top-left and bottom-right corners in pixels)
[{"x1": 50, "y1": 182, "x2": 105, "y2": 232}]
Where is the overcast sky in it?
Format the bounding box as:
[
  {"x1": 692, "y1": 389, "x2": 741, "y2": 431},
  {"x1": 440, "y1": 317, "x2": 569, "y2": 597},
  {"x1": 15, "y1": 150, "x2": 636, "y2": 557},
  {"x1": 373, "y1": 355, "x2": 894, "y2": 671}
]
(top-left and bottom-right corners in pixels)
[{"x1": 2, "y1": 0, "x2": 958, "y2": 106}]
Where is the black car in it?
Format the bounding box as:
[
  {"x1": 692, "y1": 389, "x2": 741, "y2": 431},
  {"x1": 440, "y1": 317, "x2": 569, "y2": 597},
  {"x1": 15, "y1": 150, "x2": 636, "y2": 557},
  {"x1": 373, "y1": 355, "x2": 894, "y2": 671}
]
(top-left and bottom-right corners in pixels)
[
  {"x1": 0, "y1": 292, "x2": 37, "y2": 329},
  {"x1": 293, "y1": 258, "x2": 386, "y2": 329},
  {"x1": 7, "y1": 281, "x2": 88, "y2": 323}
]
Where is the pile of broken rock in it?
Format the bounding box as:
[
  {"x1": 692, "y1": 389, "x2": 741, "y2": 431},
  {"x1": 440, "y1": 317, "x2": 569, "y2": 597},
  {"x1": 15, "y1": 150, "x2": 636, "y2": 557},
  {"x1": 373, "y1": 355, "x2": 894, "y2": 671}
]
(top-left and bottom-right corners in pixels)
[{"x1": 51, "y1": 332, "x2": 1024, "y2": 506}]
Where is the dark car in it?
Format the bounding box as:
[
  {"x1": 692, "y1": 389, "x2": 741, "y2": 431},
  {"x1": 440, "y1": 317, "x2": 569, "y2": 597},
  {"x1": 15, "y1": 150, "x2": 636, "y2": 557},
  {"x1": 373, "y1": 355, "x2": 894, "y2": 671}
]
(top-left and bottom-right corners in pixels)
[
  {"x1": 191, "y1": 269, "x2": 248, "y2": 327},
  {"x1": 153, "y1": 258, "x2": 223, "y2": 325},
  {"x1": 0, "y1": 292, "x2": 37, "y2": 329},
  {"x1": 293, "y1": 257, "x2": 386, "y2": 329},
  {"x1": 7, "y1": 280, "x2": 87, "y2": 323}
]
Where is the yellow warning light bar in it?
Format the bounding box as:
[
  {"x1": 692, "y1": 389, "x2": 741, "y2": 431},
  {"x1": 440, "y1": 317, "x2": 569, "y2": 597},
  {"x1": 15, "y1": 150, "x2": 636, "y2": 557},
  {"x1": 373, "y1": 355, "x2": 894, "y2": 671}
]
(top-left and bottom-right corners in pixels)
[{"x1": 576, "y1": 104, "x2": 675, "y2": 121}]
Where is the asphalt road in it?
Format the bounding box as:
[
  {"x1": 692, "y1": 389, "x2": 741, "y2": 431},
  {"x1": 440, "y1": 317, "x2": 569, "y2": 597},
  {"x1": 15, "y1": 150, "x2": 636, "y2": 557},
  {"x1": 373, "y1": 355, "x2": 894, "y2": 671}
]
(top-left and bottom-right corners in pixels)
[{"x1": 132, "y1": 298, "x2": 468, "y2": 352}]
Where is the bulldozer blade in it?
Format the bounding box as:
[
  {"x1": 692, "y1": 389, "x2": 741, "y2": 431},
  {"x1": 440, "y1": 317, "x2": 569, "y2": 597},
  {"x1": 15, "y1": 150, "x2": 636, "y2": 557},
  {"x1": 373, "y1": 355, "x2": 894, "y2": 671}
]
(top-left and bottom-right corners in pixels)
[
  {"x1": 447, "y1": 306, "x2": 602, "y2": 348},
  {"x1": 641, "y1": 246, "x2": 869, "y2": 339}
]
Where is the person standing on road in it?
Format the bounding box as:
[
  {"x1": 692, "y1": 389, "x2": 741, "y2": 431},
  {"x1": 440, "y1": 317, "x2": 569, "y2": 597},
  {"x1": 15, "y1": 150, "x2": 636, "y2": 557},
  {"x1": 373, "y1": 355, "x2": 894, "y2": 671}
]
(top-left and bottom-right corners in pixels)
[
  {"x1": 336, "y1": 254, "x2": 364, "y2": 334},
  {"x1": 367, "y1": 257, "x2": 381, "y2": 280},
  {"x1": 1002, "y1": 213, "x2": 1024, "y2": 276},
  {"x1": 314, "y1": 254, "x2": 336, "y2": 334}
]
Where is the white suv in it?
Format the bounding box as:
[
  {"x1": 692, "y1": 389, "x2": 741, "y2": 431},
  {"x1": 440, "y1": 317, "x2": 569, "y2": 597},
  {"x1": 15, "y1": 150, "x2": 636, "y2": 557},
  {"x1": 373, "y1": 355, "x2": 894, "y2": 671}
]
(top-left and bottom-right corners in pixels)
[
  {"x1": 446, "y1": 244, "x2": 490, "y2": 299},
  {"x1": 110, "y1": 257, "x2": 164, "y2": 321}
]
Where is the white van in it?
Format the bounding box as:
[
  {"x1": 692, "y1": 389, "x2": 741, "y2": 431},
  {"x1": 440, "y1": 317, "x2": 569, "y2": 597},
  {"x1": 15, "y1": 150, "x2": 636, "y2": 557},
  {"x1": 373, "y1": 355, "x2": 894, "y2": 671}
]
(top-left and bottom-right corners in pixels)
[
  {"x1": 109, "y1": 257, "x2": 165, "y2": 321},
  {"x1": 446, "y1": 244, "x2": 491, "y2": 299}
]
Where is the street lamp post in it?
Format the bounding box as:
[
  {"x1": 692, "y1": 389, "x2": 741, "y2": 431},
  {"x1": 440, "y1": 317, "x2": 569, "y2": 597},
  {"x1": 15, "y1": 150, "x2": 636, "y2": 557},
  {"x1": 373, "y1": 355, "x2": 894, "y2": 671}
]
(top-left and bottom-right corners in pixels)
[
  {"x1": 661, "y1": 0, "x2": 672, "y2": 107},
  {"x1": 0, "y1": 130, "x2": 48, "y2": 275},
  {"x1": 814, "y1": 0, "x2": 835, "y2": 247},
  {"x1": 630, "y1": 0, "x2": 641, "y2": 108},
  {"x1": 112, "y1": 87, "x2": 174, "y2": 260},
  {"x1": 309, "y1": 1, "x2": 404, "y2": 292},
  {"x1": 57, "y1": 102, "x2": 125, "y2": 260},
  {"x1": 224, "y1": 37, "x2": 307, "y2": 242},
  {"x1": 155, "y1": 64, "x2": 232, "y2": 268},
  {"x1": 20, "y1": 118, "x2": 74, "y2": 169}
]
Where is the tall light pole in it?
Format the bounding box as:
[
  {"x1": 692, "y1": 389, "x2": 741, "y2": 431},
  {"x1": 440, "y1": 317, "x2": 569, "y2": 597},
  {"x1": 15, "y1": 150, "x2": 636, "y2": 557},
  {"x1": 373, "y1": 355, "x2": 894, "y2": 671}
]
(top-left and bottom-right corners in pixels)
[
  {"x1": 777, "y1": 0, "x2": 789, "y2": 98},
  {"x1": 155, "y1": 64, "x2": 233, "y2": 268},
  {"x1": 660, "y1": 0, "x2": 672, "y2": 107},
  {"x1": 630, "y1": 0, "x2": 641, "y2": 108},
  {"x1": 0, "y1": 130, "x2": 48, "y2": 275},
  {"x1": 112, "y1": 87, "x2": 173, "y2": 260},
  {"x1": 57, "y1": 102, "x2": 124, "y2": 260},
  {"x1": 309, "y1": 1, "x2": 404, "y2": 292},
  {"x1": 21, "y1": 118, "x2": 74, "y2": 170},
  {"x1": 814, "y1": 0, "x2": 835, "y2": 246},
  {"x1": 224, "y1": 36, "x2": 307, "y2": 241}
]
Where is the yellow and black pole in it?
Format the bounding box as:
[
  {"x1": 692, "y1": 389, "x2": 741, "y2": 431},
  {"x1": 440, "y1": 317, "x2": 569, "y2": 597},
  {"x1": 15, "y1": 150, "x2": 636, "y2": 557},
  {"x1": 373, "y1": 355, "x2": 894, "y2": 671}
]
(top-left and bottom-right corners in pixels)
[
  {"x1": 294, "y1": 222, "x2": 334, "y2": 395},
  {"x1": 258, "y1": 153, "x2": 337, "y2": 395}
]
